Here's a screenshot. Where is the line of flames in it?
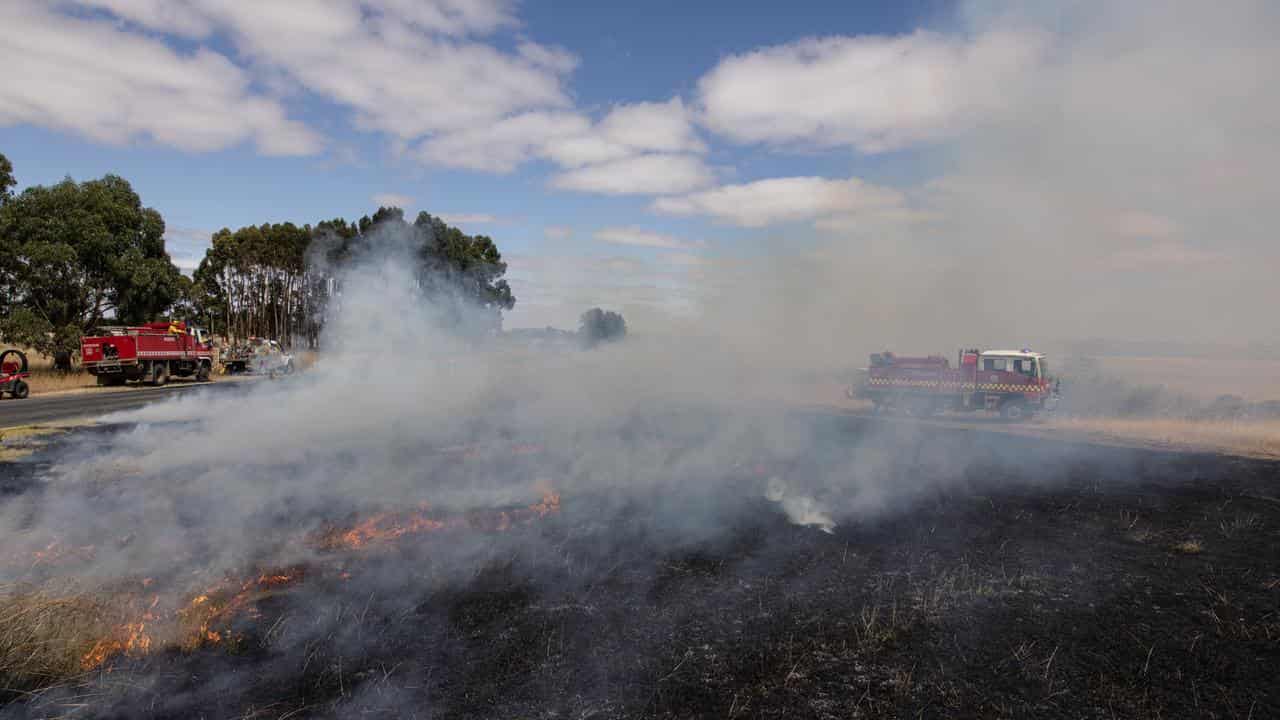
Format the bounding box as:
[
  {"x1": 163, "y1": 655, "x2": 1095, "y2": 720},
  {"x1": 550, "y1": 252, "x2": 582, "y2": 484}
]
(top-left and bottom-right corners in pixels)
[{"x1": 77, "y1": 490, "x2": 560, "y2": 670}]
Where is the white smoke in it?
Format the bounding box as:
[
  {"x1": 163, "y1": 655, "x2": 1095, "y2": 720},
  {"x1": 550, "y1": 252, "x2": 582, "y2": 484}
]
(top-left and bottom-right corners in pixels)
[{"x1": 764, "y1": 476, "x2": 836, "y2": 534}]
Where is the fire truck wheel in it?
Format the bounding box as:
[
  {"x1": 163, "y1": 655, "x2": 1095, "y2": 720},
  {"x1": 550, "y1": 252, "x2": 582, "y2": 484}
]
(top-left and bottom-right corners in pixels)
[
  {"x1": 12, "y1": 380, "x2": 29, "y2": 399},
  {"x1": 152, "y1": 362, "x2": 169, "y2": 387},
  {"x1": 196, "y1": 363, "x2": 211, "y2": 382},
  {"x1": 1000, "y1": 400, "x2": 1028, "y2": 421}
]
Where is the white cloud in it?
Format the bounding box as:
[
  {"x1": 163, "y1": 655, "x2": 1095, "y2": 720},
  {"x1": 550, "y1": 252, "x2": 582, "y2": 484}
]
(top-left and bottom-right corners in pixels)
[
  {"x1": 552, "y1": 154, "x2": 714, "y2": 195},
  {"x1": 697, "y1": 29, "x2": 1044, "y2": 153},
  {"x1": 597, "y1": 98, "x2": 705, "y2": 155},
  {"x1": 423, "y1": 96, "x2": 711, "y2": 192},
  {"x1": 594, "y1": 226, "x2": 701, "y2": 251},
  {"x1": 187, "y1": 3, "x2": 573, "y2": 140},
  {"x1": 539, "y1": 134, "x2": 632, "y2": 169},
  {"x1": 517, "y1": 40, "x2": 579, "y2": 74},
  {"x1": 30, "y1": 1, "x2": 574, "y2": 165},
  {"x1": 372, "y1": 193, "x2": 414, "y2": 209},
  {"x1": 17, "y1": 3, "x2": 712, "y2": 189},
  {"x1": 540, "y1": 98, "x2": 705, "y2": 169},
  {"x1": 164, "y1": 226, "x2": 213, "y2": 274},
  {"x1": 438, "y1": 213, "x2": 498, "y2": 225},
  {"x1": 544, "y1": 226, "x2": 573, "y2": 240},
  {"x1": 171, "y1": 255, "x2": 203, "y2": 273},
  {"x1": 75, "y1": 0, "x2": 517, "y2": 39},
  {"x1": 418, "y1": 111, "x2": 588, "y2": 172},
  {"x1": 72, "y1": 0, "x2": 217, "y2": 37},
  {"x1": 0, "y1": 4, "x2": 322, "y2": 155},
  {"x1": 653, "y1": 176, "x2": 906, "y2": 227},
  {"x1": 374, "y1": 0, "x2": 517, "y2": 36}
]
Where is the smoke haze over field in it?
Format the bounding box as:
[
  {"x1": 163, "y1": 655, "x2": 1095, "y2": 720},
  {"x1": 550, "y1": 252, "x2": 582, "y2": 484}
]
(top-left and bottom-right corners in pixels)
[
  {"x1": 666, "y1": 0, "x2": 1280, "y2": 369},
  {"x1": 4, "y1": 0, "x2": 1277, "y2": 592}
]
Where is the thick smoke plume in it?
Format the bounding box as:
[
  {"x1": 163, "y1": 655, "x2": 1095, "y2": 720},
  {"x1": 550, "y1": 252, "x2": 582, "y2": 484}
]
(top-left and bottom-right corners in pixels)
[{"x1": 686, "y1": 0, "x2": 1280, "y2": 373}]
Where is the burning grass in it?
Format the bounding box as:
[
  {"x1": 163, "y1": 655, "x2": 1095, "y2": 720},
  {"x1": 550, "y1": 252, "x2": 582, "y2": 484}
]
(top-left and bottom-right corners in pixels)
[
  {"x1": 2, "y1": 422, "x2": 1278, "y2": 717},
  {"x1": 0, "y1": 489, "x2": 562, "y2": 700}
]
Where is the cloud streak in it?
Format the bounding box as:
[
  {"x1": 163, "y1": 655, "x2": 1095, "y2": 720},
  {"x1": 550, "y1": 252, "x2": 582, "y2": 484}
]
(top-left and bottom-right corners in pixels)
[
  {"x1": 653, "y1": 176, "x2": 907, "y2": 228},
  {"x1": 0, "y1": 3, "x2": 321, "y2": 155},
  {"x1": 594, "y1": 227, "x2": 702, "y2": 251},
  {"x1": 697, "y1": 28, "x2": 1045, "y2": 153}
]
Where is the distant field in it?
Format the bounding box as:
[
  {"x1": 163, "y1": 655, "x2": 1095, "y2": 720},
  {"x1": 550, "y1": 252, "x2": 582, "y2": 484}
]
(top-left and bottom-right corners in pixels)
[
  {"x1": 1046, "y1": 416, "x2": 1280, "y2": 461},
  {"x1": 1095, "y1": 355, "x2": 1280, "y2": 402}
]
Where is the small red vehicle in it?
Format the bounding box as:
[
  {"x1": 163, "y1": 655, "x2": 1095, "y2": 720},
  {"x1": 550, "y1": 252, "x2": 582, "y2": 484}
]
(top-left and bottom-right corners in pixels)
[
  {"x1": 850, "y1": 348, "x2": 1060, "y2": 421},
  {"x1": 80, "y1": 321, "x2": 214, "y2": 386},
  {"x1": 0, "y1": 349, "x2": 31, "y2": 399}
]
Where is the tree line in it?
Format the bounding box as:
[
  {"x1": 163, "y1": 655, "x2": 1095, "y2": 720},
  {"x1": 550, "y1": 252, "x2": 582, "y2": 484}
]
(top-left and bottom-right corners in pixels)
[
  {"x1": 191, "y1": 206, "x2": 516, "y2": 349},
  {"x1": 0, "y1": 152, "x2": 517, "y2": 358}
]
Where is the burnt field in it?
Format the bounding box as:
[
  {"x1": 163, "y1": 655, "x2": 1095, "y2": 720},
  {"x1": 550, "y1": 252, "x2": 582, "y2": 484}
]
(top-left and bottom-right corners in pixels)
[{"x1": 2, "y1": 415, "x2": 1279, "y2": 719}]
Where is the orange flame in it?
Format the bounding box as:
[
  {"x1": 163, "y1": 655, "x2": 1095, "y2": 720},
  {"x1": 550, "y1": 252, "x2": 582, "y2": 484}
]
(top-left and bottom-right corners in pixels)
[
  {"x1": 30, "y1": 540, "x2": 96, "y2": 568},
  {"x1": 317, "y1": 491, "x2": 560, "y2": 551},
  {"x1": 76, "y1": 489, "x2": 559, "y2": 670}
]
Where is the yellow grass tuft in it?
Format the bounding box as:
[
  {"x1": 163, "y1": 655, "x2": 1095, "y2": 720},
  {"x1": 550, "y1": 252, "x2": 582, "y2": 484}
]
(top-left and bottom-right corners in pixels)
[{"x1": 1171, "y1": 539, "x2": 1203, "y2": 555}]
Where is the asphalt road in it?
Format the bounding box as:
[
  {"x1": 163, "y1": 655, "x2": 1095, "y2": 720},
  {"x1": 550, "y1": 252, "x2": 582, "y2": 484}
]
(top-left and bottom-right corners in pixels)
[
  {"x1": 0, "y1": 378, "x2": 1050, "y2": 435},
  {"x1": 0, "y1": 381, "x2": 249, "y2": 429}
]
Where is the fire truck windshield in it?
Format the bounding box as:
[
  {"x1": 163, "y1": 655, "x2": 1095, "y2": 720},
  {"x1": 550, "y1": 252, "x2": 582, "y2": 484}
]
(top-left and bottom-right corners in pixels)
[{"x1": 1013, "y1": 358, "x2": 1037, "y2": 378}]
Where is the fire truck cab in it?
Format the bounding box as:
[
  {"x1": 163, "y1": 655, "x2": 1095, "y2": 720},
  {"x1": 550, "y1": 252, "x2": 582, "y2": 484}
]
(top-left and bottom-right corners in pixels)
[{"x1": 976, "y1": 350, "x2": 1046, "y2": 382}]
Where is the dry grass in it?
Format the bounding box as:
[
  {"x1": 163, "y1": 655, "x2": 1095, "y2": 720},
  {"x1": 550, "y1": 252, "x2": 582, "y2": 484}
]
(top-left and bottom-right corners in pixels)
[
  {"x1": 3, "y1": 347, "x2": 95, "y2": 394},
  {"x1": 0, "y1": 422, "x2": 89, "y2": 459},
  {"x1": 1096, "y1": 355, "x2": 1280, "y2": 403},
  {"x1": 1171, "y1": 539, "x2": 1204, "y2": 555},
  {"x1": 1047, "y1": 417, "x2": 1280, "y2": 460},
  {"x1": 0, "y1": 585, "x2": 118, "y2": 695},
  {"x1": 22, "y1": 369, "x2": 98, "y2": 394},
  {"x1": 0, "y1": 573, "x2": 301, "y2": 700}
]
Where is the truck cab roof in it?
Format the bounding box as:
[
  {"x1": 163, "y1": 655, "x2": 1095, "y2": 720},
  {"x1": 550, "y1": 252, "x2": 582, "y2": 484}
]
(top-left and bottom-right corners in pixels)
[{"x1": 982, "y1": 349, "x2": 1046, "y2": 359}]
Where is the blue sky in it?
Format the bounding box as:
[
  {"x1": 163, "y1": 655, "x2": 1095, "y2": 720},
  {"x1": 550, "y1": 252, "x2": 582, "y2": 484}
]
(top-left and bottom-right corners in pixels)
[{"x1": 3, "y1": 0, "x2": 1273, "y2": 339}]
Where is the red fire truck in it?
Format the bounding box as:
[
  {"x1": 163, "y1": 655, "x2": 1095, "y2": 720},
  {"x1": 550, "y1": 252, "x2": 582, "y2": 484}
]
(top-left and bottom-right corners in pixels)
[
  {"x1": 80, "y1": 321, "x2": 214, "y2": 386},
  {"x1": 849, "y1": 348, "x2": 1060, "y2": 421}
]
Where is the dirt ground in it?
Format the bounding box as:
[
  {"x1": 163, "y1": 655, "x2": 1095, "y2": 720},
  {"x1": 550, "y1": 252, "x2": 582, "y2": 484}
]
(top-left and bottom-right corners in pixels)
[{"x1": 2, "y1": 423, "x2": 1277, "y2": 719}]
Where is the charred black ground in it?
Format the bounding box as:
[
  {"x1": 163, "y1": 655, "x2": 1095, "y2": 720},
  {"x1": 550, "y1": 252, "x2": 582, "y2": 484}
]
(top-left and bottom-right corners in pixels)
[{"x1": 2, "y1": 418, "x2": 1278, "y2": 719}]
